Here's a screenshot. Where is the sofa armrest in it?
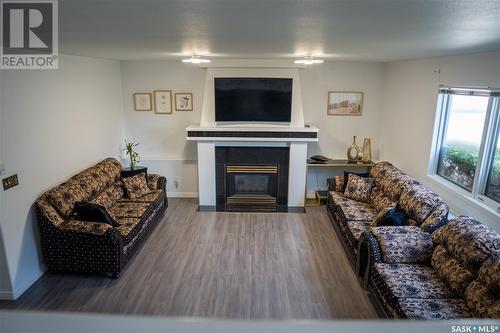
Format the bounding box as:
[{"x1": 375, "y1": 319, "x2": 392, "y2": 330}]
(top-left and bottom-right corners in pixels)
[
  {"x1": 327, "y1": 178, "x2": 336, "y2": 191},
  {"x1": 357, "y1": 231, "x2": 383, "y2": 289},
  {"x1": 369, "y1": 226, "x2": 434, "y2": 264}
]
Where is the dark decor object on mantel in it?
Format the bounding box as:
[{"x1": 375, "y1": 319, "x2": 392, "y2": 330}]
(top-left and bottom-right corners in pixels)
[{"x1": 121, "y1": 166, "x2": 147, "y2": 178}]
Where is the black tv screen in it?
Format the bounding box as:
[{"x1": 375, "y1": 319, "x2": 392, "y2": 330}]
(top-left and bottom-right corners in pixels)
[{"x1": 215, "y1": 78, "x2": 292, "y2": 122}]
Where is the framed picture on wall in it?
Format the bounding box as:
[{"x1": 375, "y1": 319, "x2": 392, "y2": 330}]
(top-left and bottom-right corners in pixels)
[
  {"x1": 153, "y1": 90, "x2": 173, "y2": 114},
  {"x1": 175, "y1": 93, "x2": 193, "y2": 111},
  {"x1": 327, "y1": 91, "x2": 363, "y2": 116},
  {"x1": 133, "y1": 93, "x2": 152, "y2": 111}
]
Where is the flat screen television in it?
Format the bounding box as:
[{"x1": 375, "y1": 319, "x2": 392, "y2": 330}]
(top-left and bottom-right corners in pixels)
[{"x1": 214, "y1": 78, "x2": 293, "y2": 122}]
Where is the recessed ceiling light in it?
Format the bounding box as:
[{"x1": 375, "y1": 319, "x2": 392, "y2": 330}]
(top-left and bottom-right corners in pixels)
[
  {"x1": 294, "y1": 56, "x2": 323, "y2": 65},
  {"x1": 182, "y1": 55, "x2": 211, "y2": 64}
]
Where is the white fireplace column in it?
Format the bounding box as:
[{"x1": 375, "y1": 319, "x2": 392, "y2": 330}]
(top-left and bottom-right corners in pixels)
[{"x1": 192, "y1": 135, "x2": 314, "y2": 208}]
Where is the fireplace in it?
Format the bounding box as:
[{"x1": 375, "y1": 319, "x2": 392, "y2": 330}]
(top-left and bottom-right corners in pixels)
[{"x1": 216, "y1": 147, "x2": 289, "y2": 212}]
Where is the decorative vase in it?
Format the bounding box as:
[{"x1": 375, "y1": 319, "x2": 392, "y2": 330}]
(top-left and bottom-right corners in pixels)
[
  {"x1": 362, "y1": 138, "x2": 372, "y2": 163},
  {"x1": 347, "y1": 136, "x2": 360, "y2": 162}
]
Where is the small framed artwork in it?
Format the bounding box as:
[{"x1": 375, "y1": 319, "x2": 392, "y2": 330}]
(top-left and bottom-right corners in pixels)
[
  {"x1": 133, "y1": 93, "x2": 152, "y2": 111},
  {"x1": 153, "y1": 90, "x2": 173, "y2": 114},
  {"x1": 175, "y1": 93, "x2": 193, "y2": 111},
  {"x1": 327, "y1": 91, "x2": 363, "y2": 116}
]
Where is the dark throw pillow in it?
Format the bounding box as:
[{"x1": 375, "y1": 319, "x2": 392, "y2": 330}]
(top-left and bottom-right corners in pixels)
[
  {"x1": 342, "y1": 171, "x2": 370, "y2": 191},
  {"x1": 73, "y1": 201, "x2": 115, "y2": 226},
  {"x1": 374, "y1": 206, "x2": 408, "y2": 227}
]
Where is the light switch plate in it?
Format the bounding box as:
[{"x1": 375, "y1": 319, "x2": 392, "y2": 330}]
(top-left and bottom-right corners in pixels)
[{"x1": 2, "y1": 174, "x2": 19, "y2": 190}]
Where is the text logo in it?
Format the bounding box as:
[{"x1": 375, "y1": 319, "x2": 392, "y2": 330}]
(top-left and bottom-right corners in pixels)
[{"x1": 1, "y1": 0, "x2": 58, "y2": 69}]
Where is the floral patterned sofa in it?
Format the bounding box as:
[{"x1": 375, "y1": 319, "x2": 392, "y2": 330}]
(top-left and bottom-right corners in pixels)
[
  {"x1": 359, "y1": 216, "x2": 500, "y2": 319},
  {"x1": 36, "y1": 158, "x2": 168, "y2": 278},
  {"x1": 326, "y1": 161, "x2": 449, "y2": 263}
]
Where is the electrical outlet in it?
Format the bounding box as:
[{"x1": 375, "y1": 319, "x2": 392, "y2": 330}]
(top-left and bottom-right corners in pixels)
[
  {"x1": 0, "y1": 164, "x2": 5, "y2": 176},
  {"x1": 174, "y1": 176, "x2": 180, "y2": 189},
  {"x1": 2, "y1": 174, "x2": 19, "y2": 190}
]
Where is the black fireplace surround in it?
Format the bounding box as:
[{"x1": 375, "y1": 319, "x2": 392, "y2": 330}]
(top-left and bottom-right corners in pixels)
[{"x1": 216, "y1": 147, "x2": 289, "y2": 212}]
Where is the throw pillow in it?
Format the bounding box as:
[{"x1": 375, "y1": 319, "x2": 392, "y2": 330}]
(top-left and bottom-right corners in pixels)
[
  {"x1": 373, "y1": 206, "x2": 407, "y2": 227},
  {"x1": 343, "y1": 174, "x2": 374, "y2": 203},
  {"x1": 334, "y1": 175, "x2": 345, "y2": 192},
  {"x1": 342, "y1": 171, "x2": 370, "y2": 191},
  {"x1": 122, "y1": 172, "x2": 151, "y2": 199},
  {"x1": 73, "y1": 201, "x2": 115, "y2": 226}
]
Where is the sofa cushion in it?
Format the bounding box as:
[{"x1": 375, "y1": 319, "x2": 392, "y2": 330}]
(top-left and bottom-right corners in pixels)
[
  {"x1": 420, "y1": 202, "x2": 449, "y2": 233},
  {"x1": 109, "y1": 202, "x2": 150, "y2": 218},
  {"x1": 120, "y1": 189, "x2": 163, "y2": 203},
  {"x1": 370, "y1": 187, "x2": 396, "y2": 212},
  {"x1": 46, "y1": 181, "x2": 87, "y2": 218},
  {"x1": 91, "y1": 183, "x2": 124, "y2": 209},
  {"x1": 432, "y1": 216, "x2": 500, "y2": 272},
  {"x1": 122, "y1": 173, "x2": 151, "y2": 200},
  {"x1": 72, "y1": 158, "x2": 122, "y2": 196},
  {"x1": 431, "y1": 245, "x2": 475, "y2": 297},
  {"x1": 343, "y1": 174, "x2": 374, "y2": 203},
  {"x1": 337, "y1": 199, "x2": 377, "y2": 221},
  {"x1": 114, "y1": 217, "x2": 141, "y2": 238},
  {"x1": 399, "y1": 184, "x2": 442, "y2": 225},
  {"x1": 370, "y1": 162, "x2": 417, "y2": 201},
  {"x1": 60, "y1": 219, "x2": 113, "y2": 236},
  {"x1": 346, "y1": 220, "x2": 373, "y2": 241},
  {"x1": 464, "y1": 257, "x2": 500, "y2": 318},
  {"x1": 398, "y1": 298, "x2": 472, "y2": 320},
  {"x1": 371, "y1": 226, "x2": 433, "y2": 264},
  {"x1": 374, "y1": 263, "x2": 456, "y2": 300}
]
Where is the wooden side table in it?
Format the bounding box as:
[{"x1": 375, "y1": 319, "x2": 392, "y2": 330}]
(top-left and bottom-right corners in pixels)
[{"x1": 121, "y1": 166, "x2": 147, "y2": 178}]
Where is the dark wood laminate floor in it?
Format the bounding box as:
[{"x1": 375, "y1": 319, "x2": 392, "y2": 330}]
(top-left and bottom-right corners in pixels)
[{"x1": 0, "y1": 199, "x2": 378, "y2": 319}]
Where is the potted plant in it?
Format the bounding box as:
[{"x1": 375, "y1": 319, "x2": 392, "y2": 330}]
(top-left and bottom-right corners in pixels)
[{"x1": 123, "y1": 140, "x2": 140, "y2": 170}]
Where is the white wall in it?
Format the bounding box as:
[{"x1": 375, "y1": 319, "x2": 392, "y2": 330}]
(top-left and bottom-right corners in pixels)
[
  {"x1": 120, "y1": 60, "x2": 386, "y2": 197},
  {"x1": 0, "y1": 55, "x2": 124, "y2": 298},
  {"x1": 302, "y1": 61, "x2": 386, "y2": 195},
  {"x1": 0, "y1": 70, "x2": 14, "y2": 298},
  {"x1": 380, "y1": 51, "x2": 500, "y2": 231},
  {"x1": 120, "y1": 61, "x2": 206, "y2": 197}
]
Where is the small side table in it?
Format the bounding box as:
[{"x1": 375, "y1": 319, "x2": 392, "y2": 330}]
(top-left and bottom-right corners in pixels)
[{"x1": 121, "y1": 166, "x2": 147, "y2": 178}]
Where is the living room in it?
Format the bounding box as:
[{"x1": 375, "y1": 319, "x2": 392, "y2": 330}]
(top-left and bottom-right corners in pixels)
[{"x1": 0, "y1": 0, "x2": 499, "y2": 332}]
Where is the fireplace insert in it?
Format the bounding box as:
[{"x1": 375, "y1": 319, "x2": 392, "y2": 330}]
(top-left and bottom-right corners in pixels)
[{"x1": 215, "y1": 147, "x2": 289, "y2": 212}]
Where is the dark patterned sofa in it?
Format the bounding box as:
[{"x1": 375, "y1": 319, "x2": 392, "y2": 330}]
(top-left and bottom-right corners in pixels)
[
  {"x1": 327, "y1": 161, "x2": 449, "y2": 264},
  {"x1": 359, "y1": 216, "x2": 500, "y2": 319},
  {"x1": 36, "y1": 158, "x2": 168, "y2": 278}
]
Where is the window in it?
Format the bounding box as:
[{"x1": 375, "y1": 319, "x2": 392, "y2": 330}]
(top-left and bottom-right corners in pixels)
[{"x1": 431, "y1": 86, "x2": 500, "y2": 212}]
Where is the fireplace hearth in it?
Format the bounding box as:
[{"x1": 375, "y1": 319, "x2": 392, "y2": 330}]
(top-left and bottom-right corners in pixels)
[{"x1": 216, "y1": 147, "x2": 289, "y2": 212}]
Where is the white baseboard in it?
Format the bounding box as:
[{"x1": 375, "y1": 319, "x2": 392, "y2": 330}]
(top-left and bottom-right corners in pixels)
[
  {"x1": 167, "y1": 191, "x2": 198, "y2": 198},
  {"x1": 0, "y1": 290, "x2": 14, "y2": 300}
]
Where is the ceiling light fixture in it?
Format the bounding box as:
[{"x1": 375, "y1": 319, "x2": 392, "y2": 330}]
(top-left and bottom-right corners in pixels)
[
  {"x1": 182, "y1": 55, "x2": 211, "y2": 64},
  {"x1": 294, "y1": 56, "x2": 323, "y2": 65}
]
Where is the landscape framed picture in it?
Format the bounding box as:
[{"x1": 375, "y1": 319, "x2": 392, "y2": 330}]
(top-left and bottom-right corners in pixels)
[
  {"x1": 175, "y1": 93, "x2": 193, "y2": 111},
  {"x1": 153, "y1": 90, "x2": 173, "y2": 114},
  {"x1": 133, "y1": 93, "x2": 152, "y2": 111},
  {"x1": 327, "y1": 91, "x2": 363, "y2": 116}
]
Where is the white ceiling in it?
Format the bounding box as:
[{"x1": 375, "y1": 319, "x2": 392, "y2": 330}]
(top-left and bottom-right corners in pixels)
[{"x1": 59, "y1": 0, "x2": 500, "y2": 62}]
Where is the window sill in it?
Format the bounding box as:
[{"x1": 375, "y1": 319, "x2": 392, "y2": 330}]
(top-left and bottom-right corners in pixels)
[{"x1": 425, "y1": 174, "x2": 500, "y2": 220}]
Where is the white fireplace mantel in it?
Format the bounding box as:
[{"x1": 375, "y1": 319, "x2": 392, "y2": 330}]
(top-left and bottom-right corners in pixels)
[{"x1": 186, "y1": 124, "x2": 318, "y2": 209}]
